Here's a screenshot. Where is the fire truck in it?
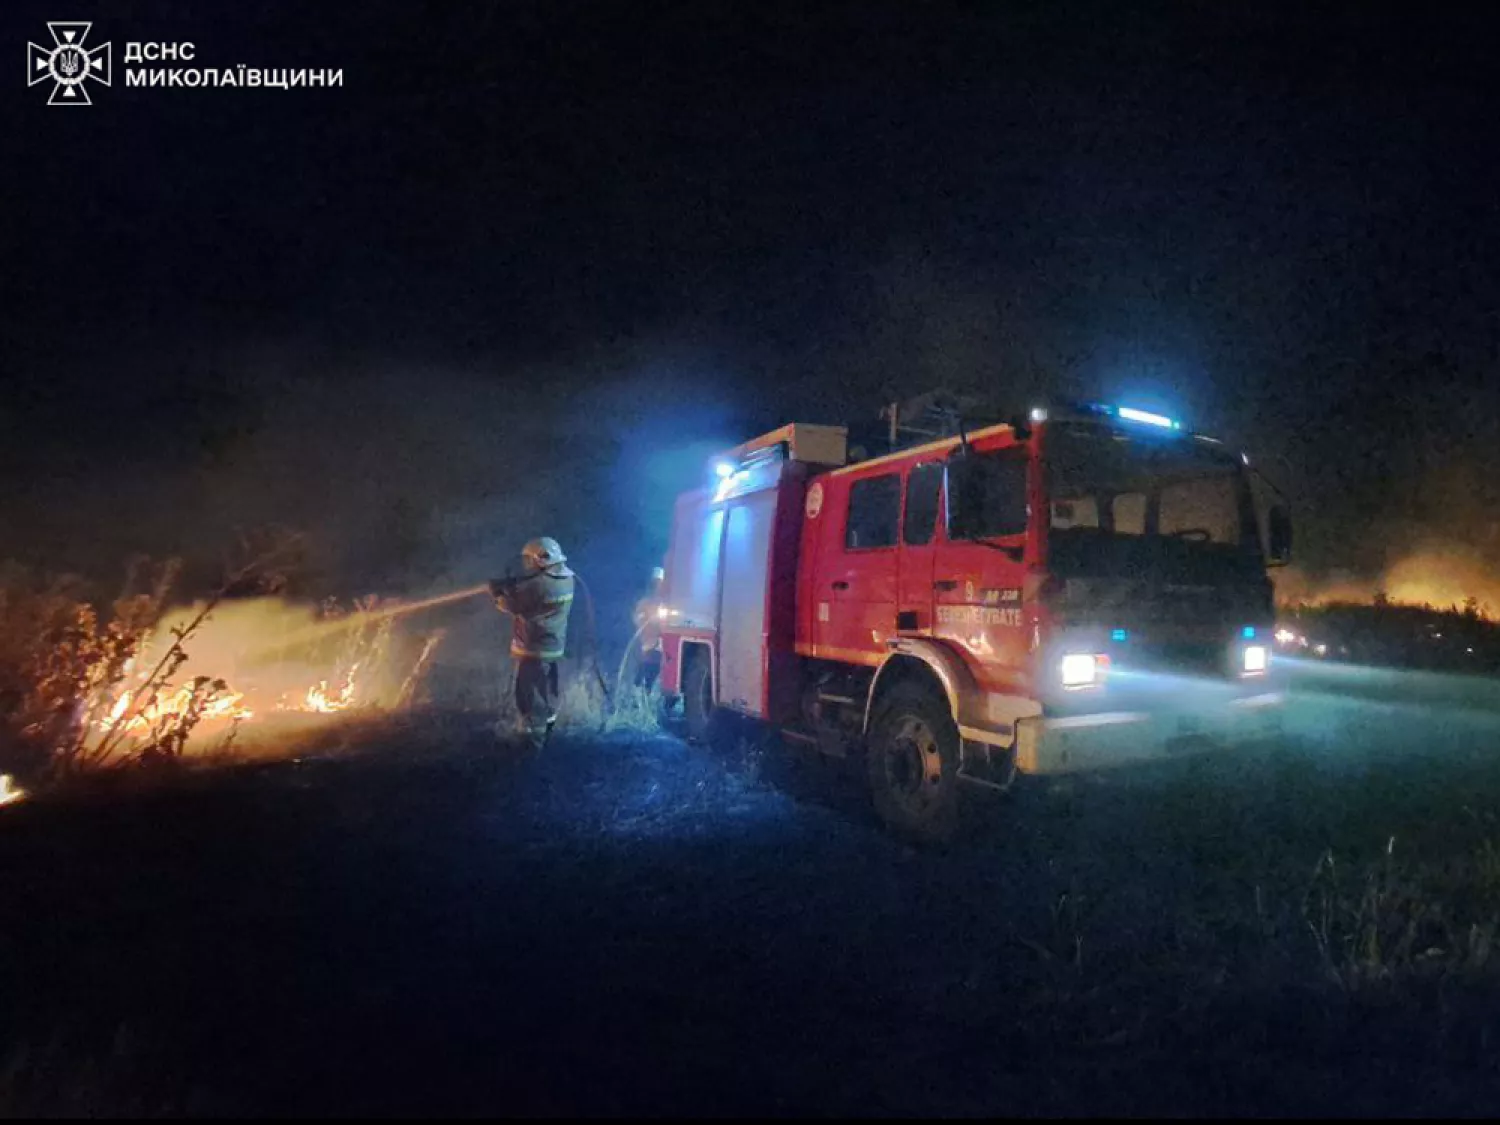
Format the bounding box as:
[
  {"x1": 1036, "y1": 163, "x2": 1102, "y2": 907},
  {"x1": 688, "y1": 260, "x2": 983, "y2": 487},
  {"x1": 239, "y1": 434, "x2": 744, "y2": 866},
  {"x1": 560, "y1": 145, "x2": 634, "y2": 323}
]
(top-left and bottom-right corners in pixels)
[{"x1": 655, "y1": 401, "x2": 1294, "y2": 841}]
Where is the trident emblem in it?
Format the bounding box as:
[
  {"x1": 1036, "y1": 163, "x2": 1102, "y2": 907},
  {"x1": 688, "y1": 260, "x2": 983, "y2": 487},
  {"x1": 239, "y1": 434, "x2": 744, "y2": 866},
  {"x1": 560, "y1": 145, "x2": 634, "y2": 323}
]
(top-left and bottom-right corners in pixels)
[{"x1": 27, "y1": 22, "x2": 112, "y2": 105}]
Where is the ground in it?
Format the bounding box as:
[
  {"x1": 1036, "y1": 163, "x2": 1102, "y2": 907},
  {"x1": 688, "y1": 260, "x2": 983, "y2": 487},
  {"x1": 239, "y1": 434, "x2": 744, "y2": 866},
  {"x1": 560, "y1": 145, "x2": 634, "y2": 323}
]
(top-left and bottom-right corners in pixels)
[{"x1": 5, "y1": 661, "x2": 1500, "y2": 1116}]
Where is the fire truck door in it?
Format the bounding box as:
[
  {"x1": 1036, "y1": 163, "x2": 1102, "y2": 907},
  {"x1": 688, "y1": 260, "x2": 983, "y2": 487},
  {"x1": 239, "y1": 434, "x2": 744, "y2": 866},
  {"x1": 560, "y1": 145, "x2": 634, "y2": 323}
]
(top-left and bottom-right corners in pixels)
[
  {"x1": 817, "y1": 472, "x2": 900, "y2": 663},
  {"x1": 897, "y1": 461, "x2": 943, "y2": 635},
  {"x1": 933, "y1": 448, "x2": 1032, "y2": 689}
]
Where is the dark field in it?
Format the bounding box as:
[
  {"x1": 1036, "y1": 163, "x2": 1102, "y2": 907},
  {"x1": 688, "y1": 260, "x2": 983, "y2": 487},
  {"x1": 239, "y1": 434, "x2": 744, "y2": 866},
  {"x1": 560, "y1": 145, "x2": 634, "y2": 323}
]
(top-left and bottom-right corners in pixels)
[{"x1": 5, "y1": 663, "x2": 1500, "y2": 1117}]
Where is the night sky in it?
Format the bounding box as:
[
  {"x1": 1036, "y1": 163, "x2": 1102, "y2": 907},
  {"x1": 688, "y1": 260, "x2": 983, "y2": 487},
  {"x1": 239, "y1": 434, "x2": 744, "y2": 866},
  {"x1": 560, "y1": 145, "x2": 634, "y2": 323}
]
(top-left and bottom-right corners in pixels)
[{"x1": 5, "y1": 1, "x2": 1500, "y2": 611}]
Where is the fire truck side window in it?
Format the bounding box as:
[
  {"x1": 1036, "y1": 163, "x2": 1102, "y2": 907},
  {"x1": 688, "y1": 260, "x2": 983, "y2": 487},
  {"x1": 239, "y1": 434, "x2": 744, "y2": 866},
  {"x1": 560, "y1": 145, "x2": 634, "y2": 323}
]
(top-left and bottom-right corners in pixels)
[
  {"x1": 845, "y1": 474, "x2": 902, "y2": 550},
  {"x1": 903, "y1": 463, "x2": 944, "y2": 546}
]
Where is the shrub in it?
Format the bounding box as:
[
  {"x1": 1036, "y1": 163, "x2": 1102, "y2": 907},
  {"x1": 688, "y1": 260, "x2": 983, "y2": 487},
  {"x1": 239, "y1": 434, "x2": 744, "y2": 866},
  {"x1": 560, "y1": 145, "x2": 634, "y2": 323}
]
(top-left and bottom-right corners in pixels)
[{"x1": 0, "y1": 536, "x2": 304, "y2": 786}]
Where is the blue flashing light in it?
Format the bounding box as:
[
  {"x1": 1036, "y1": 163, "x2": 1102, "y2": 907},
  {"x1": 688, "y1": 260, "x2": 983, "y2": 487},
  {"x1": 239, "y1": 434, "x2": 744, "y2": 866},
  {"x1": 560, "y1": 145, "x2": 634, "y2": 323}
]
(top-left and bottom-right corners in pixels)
[
  {"x1": 1111, "y1": 628, "x2": 1129, "y2": 642},
  {"x1": 1242, "y1": 625, "x2": 1257, "y2": 639},
  {"x1": 1077, "y1": 401, "x2": 1184, "y2": 432},
  {"x1": 1117, "y1": 405, "x2": 1182, "y2": 430}
]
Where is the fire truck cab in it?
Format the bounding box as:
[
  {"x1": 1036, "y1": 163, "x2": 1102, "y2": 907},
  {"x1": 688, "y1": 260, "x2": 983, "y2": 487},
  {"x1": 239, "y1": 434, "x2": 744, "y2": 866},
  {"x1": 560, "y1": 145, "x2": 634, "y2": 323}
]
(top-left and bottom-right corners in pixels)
[{"x1": 657, "y1": 404, "x2": 1293, "y2": 841}]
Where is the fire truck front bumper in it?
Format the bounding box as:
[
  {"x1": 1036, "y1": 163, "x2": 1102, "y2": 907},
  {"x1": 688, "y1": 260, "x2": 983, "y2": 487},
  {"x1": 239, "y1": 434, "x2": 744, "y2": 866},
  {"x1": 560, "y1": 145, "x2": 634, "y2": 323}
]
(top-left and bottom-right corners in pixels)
[{"x1": 1013, "y1": 690, "x2": 1286, "y2": 776}]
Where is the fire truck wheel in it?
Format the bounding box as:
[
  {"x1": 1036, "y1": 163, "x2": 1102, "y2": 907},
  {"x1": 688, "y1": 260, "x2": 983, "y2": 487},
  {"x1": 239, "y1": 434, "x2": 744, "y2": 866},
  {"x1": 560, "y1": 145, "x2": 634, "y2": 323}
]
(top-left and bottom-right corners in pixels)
[
  {"x1": 866, "y1": 683, "x2": 961, "y2": 844},
  {"x1": 682, "y1": 651, "x2": 715, "y2": 743}
]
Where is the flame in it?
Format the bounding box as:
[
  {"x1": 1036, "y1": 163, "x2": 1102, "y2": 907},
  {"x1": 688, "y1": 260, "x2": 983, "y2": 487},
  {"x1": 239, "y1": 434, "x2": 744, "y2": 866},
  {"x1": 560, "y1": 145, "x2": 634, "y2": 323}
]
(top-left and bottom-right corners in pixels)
[
  {"x1": 80, "y1": 588, "x2": 459, "y2": 755},
  {"x1": 302, "y1": 663, "x2": 360, "y2": 713},
  {"x1": 102, "y1": 683, "x2": 254, "y2": 734},
  {"x1": 0, "y1": 774, "x2": 23, "y2": 807}
]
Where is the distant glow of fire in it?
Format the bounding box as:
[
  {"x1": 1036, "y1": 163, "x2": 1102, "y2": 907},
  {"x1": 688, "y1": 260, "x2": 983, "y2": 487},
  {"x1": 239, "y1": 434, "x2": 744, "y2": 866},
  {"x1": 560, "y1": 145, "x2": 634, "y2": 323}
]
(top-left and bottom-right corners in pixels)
[
  {"x1": 1275, "y1": 544, "x2": 1500, "y2": 618},
  {"x1": 0, "y1": 774, "x2": 23, "y2": 807}
]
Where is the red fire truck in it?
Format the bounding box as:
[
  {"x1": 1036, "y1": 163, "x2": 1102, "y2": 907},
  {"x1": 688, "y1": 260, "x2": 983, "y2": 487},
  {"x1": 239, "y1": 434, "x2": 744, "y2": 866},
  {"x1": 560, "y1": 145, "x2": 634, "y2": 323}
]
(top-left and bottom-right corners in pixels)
[{"x1": 656, "y1": 401, "x2": 1293, "y2": 841}]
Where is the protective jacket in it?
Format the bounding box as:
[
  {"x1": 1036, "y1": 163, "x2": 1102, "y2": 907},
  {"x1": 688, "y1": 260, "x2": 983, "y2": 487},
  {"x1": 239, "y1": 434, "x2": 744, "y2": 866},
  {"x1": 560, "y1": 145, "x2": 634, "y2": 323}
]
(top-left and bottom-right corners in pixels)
[{"x1": 495, "y1": 566, "x2": 575, "y2": 660}]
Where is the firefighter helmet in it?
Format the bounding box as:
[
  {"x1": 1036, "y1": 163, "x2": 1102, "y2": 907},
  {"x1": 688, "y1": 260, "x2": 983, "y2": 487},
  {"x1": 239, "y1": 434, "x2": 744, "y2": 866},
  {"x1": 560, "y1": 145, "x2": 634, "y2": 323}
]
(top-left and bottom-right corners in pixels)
[{"x1": 522, "y1": 536, "x2": 568, "y2": 574}]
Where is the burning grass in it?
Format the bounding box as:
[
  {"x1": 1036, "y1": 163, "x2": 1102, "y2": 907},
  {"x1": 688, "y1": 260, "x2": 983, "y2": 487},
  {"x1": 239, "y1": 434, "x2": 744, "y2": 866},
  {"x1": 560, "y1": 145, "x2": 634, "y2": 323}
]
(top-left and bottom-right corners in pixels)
[{"x1": 0, "y1": 550, "x2": 450, "y2": 793}]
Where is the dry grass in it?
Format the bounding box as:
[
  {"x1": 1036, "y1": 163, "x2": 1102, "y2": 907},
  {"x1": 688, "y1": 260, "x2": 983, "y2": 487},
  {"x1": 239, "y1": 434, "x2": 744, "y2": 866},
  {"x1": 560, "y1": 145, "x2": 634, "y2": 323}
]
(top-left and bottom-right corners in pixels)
[
  {"x1": 603, "y1": 683, "x2": 665, "y2": 735},
  {"x1": 1301, "y1": 837, "x2": 1500, "y2": 991},
  {"x1": 0, "y1": 535, "x2": 448, "y2": 792},
  {"x1": 487, "y1": 660, "x2": 665, "y2": 738},
  {"x1": 0, "y1": 556, "x2": 237, "y2": 782}
]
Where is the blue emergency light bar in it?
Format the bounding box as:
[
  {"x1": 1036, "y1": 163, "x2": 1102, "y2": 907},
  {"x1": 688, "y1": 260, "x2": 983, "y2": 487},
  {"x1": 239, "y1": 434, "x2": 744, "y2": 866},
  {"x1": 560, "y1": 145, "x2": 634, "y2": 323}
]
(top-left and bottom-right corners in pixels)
[
  {"x1": 1039, "y1": 400, "x2": 1187, "y2": 433},
  {"x1": 1117, "y1": 406, "x2": 1181, "y2": 430}
]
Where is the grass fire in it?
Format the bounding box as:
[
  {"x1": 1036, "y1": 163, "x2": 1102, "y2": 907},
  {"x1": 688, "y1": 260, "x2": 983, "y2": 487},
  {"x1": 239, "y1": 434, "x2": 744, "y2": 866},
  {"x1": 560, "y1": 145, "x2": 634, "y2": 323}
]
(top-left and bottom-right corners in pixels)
[
  {"x1": 0, "y1": 555, "x2": 473, "y2": 790},
  {"x1": 12, "y1": 0, "x2": 1500, "y2": 1117}
]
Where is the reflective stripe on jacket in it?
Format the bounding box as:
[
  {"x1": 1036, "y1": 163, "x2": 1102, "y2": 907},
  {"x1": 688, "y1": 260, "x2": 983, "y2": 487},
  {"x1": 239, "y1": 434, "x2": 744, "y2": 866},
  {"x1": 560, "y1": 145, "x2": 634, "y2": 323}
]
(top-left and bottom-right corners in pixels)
[{"x1": 496, "y1": 567, "x2": 575, "y2": 660}]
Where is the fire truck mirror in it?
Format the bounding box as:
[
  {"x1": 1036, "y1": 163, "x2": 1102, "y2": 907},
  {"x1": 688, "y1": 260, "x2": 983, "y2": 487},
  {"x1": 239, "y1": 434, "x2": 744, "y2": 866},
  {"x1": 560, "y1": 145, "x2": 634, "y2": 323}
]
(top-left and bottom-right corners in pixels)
[{"x1": 1267, "y1": 505, "x2": 1292, "y2": 566}]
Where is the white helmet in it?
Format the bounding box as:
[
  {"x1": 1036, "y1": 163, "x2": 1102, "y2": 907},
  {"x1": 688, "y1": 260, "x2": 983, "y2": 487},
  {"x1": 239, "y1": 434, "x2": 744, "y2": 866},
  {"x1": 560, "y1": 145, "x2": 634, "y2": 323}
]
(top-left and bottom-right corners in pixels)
[{"x1": 522, "y1": 536, "x2": 567, "y2": 574}]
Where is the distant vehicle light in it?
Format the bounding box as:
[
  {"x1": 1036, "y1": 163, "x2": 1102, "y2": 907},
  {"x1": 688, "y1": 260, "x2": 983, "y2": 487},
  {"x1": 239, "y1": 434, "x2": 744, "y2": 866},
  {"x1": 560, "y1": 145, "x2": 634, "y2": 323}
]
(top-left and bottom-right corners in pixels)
[
  {"x1": 1274, "y1": 627, "x2": 1297, "y2": 646},
  {"x1": 1242, "y1": 452, "x2": 1251, "y2": 466},
  {"x1": 1243, "y1": 645, "x2": 1268, "y2": 675},
  {"x1": 1314, "y1": 642, "x2": 1328, "y2": 657},
  {"x1": 1060, "y1": 652, "x2": 1106, "y2": 689},
  {"x1": 1117, "y1": 406, "x2": 1181, "y2": 430},
  {"x1": 1030, "y1": 406, "x2": 1048, "y2": 423}
]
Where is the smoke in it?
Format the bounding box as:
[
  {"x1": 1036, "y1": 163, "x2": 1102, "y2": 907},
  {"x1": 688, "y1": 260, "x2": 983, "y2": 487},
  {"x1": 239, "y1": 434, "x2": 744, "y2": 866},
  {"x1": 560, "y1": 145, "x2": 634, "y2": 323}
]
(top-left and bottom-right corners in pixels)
[
  {"x1": 1277, "y1": 538, "x2": 1500, "y2": 617},
  {"x1": 1, "y1": 339, "x2": 753, "y2": 694},
  {"x1": 137, "y1": 595, "x2": 418, "y2": 716}
]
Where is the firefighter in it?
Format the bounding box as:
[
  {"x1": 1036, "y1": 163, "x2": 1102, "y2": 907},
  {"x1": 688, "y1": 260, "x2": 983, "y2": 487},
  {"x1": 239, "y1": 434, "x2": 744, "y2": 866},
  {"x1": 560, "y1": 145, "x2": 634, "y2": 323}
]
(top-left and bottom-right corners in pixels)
[
  {"x1": 632, "y1": 565, "x2": 666, "y2": 690},
  {"x1": 489, "y1": 537, "x2": 575, "y2": 750}
]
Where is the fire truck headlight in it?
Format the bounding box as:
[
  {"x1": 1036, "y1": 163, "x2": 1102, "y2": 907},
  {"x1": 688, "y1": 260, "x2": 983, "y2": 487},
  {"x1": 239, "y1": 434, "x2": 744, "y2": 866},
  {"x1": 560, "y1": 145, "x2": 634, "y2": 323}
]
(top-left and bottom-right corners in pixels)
[
  {"x1": 1060, "y1": 653, "x2": 1105, "y2": 689},
  {"x1": 1242, "y1": 645, "x2": 1268, "y2": 675}
]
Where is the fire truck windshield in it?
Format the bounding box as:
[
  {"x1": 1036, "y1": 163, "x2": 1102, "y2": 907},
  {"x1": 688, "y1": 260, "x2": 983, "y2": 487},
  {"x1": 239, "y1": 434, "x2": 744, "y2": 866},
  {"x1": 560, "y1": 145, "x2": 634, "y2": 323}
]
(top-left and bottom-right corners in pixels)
[{"x1": 1045, "y1": 422, "x2": 1262, "y2": 580}]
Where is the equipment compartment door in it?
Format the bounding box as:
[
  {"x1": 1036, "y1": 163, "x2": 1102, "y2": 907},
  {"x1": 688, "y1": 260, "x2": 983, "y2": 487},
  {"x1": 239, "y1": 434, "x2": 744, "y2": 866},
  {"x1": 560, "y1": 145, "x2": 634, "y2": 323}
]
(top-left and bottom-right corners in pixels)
[{"x1": 718, "y1": 492, "x2": 776, "y2": 716}]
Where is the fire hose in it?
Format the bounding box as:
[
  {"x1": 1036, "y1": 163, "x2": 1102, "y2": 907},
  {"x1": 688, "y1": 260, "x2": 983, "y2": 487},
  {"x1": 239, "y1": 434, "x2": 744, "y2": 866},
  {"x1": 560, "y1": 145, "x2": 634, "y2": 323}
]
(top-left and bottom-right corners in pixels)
[
  {"x1": 571, "y1": 571, "x2": 615, "y2": 718},
  {"x1": 615, "y1": 621, "x2": 650, "y2": 704}
]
